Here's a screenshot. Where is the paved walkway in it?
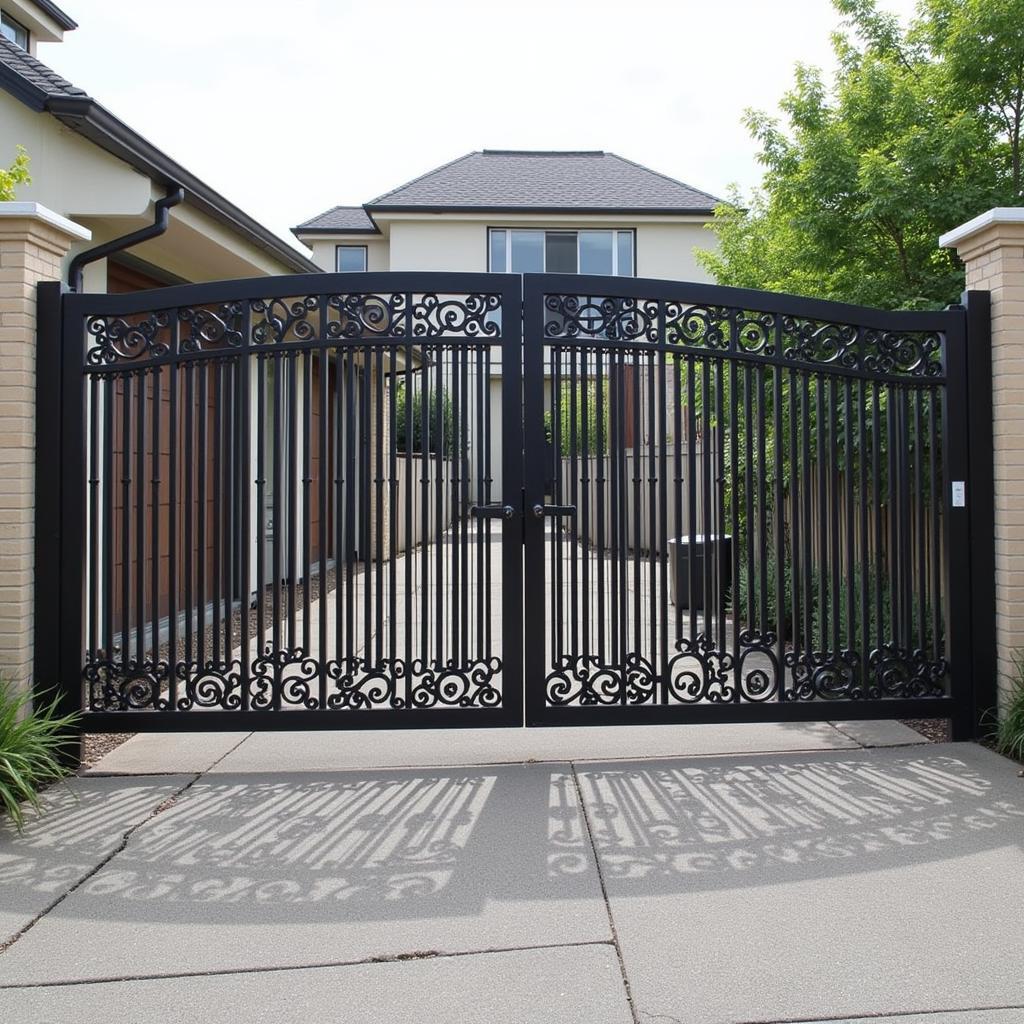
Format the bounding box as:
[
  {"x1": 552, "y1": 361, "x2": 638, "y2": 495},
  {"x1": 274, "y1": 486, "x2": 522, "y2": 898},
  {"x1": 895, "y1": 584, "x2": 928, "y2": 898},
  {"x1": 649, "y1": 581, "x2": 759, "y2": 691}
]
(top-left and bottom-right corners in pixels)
[{"x1": 1, "y1": 727, "x2": 1022, "y2": 1023}]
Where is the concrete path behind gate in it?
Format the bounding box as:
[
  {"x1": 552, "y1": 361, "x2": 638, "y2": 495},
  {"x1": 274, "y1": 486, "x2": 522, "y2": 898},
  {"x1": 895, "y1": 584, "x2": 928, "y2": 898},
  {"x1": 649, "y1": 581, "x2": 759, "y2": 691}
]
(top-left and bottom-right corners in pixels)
[{"x1": 1, "y1": 723, "x2": 1023, "y2": 1024}]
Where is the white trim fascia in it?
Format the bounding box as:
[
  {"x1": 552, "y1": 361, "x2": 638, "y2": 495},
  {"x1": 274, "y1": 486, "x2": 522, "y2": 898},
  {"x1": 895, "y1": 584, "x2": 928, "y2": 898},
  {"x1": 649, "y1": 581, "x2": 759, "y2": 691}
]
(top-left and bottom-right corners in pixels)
[
  {"x1": 0, "y1": 201, "x2": 92, "y2": 240},
  {"x1": 939, "y1": 207, "x2": 1024, "y2": 249}
]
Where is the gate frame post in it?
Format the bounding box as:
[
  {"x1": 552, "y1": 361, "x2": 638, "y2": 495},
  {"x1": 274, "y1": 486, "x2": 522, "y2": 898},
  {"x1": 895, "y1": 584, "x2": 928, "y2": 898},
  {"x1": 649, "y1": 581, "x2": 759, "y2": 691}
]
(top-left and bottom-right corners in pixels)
[
  {"x1": 34, "y1": 279, "x2": 83, "y2": 758},
  {"x1": 962, "y1": 290, "x2": 995, "y2": 739}
]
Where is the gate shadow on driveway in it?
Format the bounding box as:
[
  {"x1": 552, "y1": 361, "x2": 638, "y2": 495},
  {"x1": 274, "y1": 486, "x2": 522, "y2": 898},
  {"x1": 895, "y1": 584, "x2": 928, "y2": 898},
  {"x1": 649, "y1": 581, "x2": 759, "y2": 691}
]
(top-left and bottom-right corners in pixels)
[{"x1": 2, "y1": 748, "x2": 1021, "y2": 931}]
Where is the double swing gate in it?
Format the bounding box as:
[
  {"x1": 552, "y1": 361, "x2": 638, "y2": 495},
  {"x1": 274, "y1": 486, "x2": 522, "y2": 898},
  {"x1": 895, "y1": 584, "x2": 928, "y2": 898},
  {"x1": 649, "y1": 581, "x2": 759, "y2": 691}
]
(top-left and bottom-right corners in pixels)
[{"x1": 35, "y1": 272, "x2": 990, "y2": 738}]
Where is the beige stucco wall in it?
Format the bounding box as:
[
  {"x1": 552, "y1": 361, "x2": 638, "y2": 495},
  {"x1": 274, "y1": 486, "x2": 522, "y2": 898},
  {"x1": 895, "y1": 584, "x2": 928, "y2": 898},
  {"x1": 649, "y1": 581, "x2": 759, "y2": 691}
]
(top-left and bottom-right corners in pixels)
[
  {"x1": 306, "y1": 237, "x2": 389, "y2": 273},
  {"x1": 300, "y1": 213, "x2": 716, "y2": 281},
  {"x1": 1, "y1": 93, "x2": 310, "y2": 286}
]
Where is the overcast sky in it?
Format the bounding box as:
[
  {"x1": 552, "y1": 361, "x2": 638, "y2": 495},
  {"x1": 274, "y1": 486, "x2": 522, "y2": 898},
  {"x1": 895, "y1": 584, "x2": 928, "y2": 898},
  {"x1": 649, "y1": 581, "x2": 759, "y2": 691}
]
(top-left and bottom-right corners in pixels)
[{"x1": 40, "y1": 0, "x2": 919, "y2": 255}]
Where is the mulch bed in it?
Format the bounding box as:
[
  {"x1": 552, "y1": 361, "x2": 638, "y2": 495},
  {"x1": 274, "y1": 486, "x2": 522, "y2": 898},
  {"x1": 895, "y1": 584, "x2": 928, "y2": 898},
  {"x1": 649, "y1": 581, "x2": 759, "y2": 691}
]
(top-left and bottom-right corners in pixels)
[{"x1": 899, "y1": 718, "x2": 951, "y2": 743}]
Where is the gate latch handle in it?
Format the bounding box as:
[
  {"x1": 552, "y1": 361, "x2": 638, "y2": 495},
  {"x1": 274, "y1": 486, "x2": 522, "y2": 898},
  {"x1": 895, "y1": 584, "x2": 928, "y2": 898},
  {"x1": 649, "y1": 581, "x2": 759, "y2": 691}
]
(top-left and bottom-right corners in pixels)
[
  {"x1": 532, "y1": 504, "x2": 576, "y2": 519},
  {"x1": 470, "y1": 503, "x2": 515, "y2": 520}
]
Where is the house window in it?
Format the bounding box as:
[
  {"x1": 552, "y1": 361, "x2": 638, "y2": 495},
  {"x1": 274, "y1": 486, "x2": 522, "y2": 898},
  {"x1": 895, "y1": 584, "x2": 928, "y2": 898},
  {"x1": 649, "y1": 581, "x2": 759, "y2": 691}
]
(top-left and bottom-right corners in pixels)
[
  {"x1": 336, "y1": 245, "x2": 368, "y2": 272},
  {"x1": 0, "y1": 12, "x2": 29, "y2": 49},
  {"x1": 488, "y1": 229, "x2": 634, "y2": 276}
]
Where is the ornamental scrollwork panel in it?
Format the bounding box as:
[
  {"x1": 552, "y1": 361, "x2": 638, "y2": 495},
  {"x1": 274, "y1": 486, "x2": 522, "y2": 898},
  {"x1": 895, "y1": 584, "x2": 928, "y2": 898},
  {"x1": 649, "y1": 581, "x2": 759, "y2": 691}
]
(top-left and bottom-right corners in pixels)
[{"x1": 85, "y1": 310, "x2": 173, "y2": 366}]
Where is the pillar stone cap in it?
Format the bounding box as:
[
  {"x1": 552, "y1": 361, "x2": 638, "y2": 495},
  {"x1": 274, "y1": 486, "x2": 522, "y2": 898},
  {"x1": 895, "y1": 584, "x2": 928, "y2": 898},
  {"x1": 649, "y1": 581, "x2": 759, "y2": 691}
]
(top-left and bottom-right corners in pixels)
[
  {"x1": 0, "y1": 201, "x2": 91, "y2": 240},
  {"x1": 940, "y1": 207, "x2": 1024, "y2": 250}
]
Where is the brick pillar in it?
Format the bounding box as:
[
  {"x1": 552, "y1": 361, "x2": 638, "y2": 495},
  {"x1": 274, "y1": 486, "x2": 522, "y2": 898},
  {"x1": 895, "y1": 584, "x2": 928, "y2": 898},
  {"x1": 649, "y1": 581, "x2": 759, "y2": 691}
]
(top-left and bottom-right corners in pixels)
[
  {"x1": 942, "y1": 208, "x2": 1024, "y2": 707},
  {"x1": 0, "y1": 203, "x2": 90, "y2": 697}
]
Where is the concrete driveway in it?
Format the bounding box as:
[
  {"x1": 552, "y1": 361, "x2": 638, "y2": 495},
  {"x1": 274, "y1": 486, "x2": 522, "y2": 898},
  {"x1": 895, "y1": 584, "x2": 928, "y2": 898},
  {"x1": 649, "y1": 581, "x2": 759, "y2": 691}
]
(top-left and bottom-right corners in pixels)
[{"x1": 1, "y1": 724, "x2": 1022, "y2": 1024}]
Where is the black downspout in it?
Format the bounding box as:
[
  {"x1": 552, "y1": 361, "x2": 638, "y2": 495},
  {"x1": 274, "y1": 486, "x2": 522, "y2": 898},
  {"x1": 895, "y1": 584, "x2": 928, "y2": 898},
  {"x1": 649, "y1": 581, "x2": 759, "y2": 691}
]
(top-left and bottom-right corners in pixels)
[{"x1": 68, "y1": 185, "x2": 184, "y2": 291}]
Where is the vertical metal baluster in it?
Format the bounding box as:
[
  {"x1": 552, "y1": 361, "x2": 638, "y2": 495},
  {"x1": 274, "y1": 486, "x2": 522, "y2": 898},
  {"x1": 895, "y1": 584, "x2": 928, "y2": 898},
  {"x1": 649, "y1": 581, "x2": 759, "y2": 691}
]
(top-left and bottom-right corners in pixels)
[
  {"x1": 801, "y1": 375, "x2": 813, "y2": 669},
  {"x1": 474, "y1": 343, "x2": 484, "y2": 664},
  {"x1": 741, "y1": 362, "x2": 752, "y2": 645},
  {"x1": 212, "y1": 360, "x2": 222, "y2": 671},
  {"x1": 460, "y1": 340, "x2": 470, "y2": 672},
  {"x1": 816, "y1": 374, "x2": 826, "y2": 654},
  {"x1": 483, "y1": 345, "x2": 492, "y2": 660},
  {"x1": 915, "y1": 387, "x2": 926, "y2": 656},
  {"x1": 872, "y1": 381, "x2": 884, "y2": 661},
  {"x1": 88, "y1": 376, "x2": 99, "y2": 678},
  {"x1": 389, "y1": 344, "x2": 399, "y2": 682},
  {"x1": 830, "y1": 379, "x2": 841, "y2": 659},
  {"x1": 302, "y1": 351, "x2": 313, "y2": 658},
  {"x1": 421, "y1": 347, "x2": 430, "y2": 664},
  {"x1": 608, "y1": 350, "x2": 619, "y2": 670},
  {"x1": 596, "y1": 347, "x2": 607, "y2": 667},
  {"x1": 375, "y1": 346, "x2": 384, "y2": 667},
  {"x1": 649, "y1": 350, "x2": 659, "y2": 673},
  {"x1": 788, "y1": 368, "x2": 801, "y2": 689},
  {"x1": 271, "y1": 352, "x2": 282, "y2": 706},
  {"x1": 773, "y1": 361, "x2": 785, "y2": 698},
  {"x1": 658, "y1": 346, "x2": 669, "y2": 699},
  {"x1": 580, "y1": 348, "x2": 590, "y2": 666},
  {"x1": 757, "y1": 364, "x2": 767, "y2": 639},
  {"x1": 103, "y1": 376, "x2": 114, "y2": 699},
  {"x1": 887, "y1": 386, "x2": 899, "y2": 647},
  {"x1": 239, "y1": 314, "x2": 251, "y2": 712},
  {"x1": 318, "y1": 348, "x2": 328, "y2": 708},
  {"x1": 553, "y1": 345, "x2": 563, "y2": 668},
  {"x1": 900, "y1": 388, "x2": 912, "y2": 649},
  {"x1": 929, "y1": 386, "x2": 941, "y2": 663},
  {"x1": 224, "y1": 359, "x2": 236, "y2": 679},
  {"x1": 361, "y1": 346, "x2": 372, "y2": 669},
  {"x1": 450, "y1": 341, "x2": 461, "y2": 666},
  {"x1": 568, "y1": 347, "x2": 578, "y2": 666},
  {"x1": 674, "y1": 350, "x2": 683, "y2": 662},
  {"x1": 404, "y1": 337, "x2": 415, "y2": 677},
  {"x1": 135, "y1": 369, "x2": 146, "y2": 675},
  {"x1": 859, "y1": 376, "x2": 870, "y2": 688},
  {"x1": 631, "y1": 348, "x2": 642, "y2": 679},
  {"x1": 729, "y1": 359, "x2": 740, "y2": 698},
  {"x1": 715, "y1": 359, "x2": 726, "y2": 653},
  {"x1": 183, "y1": 365, "x2": 193, "y2": 686},
  {"x1": 336, "y1": 347, "x2": 347, "y2": 685},
  {"x1": 702, "y1": 356, "x2": 713, "y2": 640},
  {"x1": 167, "y1": 355, "x2": 179, "y2": 711},
  {"x1": 150, "y1": 365, "x2": 161, "y2": 703},
  {"x1": 844, "y1": 377, "x2": 855, "y2": 670},
  {"x1": 288, "y1": 352, "x2": 298, "y2": 658},
  {"x1": 434, "y1": 341, "x2": 444, "y2": 669},
  {"x1": 255, "y1": 353, "x2": 266, "y2": 689},
  {"x1": 617, "y1": 351, "x2": 628, "y2": 682},
  {"x1": 119, "y1": 373, "x2": 130, "y2": 675}
]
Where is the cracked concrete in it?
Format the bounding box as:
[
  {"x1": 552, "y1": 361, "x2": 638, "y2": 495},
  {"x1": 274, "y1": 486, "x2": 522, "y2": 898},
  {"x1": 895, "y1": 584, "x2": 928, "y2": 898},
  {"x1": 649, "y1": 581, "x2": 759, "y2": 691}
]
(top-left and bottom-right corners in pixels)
[{"x1": 1, "y1": 733, "x2": 1022, "y2": 1023}]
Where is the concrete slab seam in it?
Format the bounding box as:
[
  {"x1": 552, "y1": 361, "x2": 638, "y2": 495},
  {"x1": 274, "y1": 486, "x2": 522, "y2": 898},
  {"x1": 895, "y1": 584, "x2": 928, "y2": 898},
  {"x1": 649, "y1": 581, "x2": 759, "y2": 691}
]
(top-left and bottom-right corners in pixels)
[
  {"x1": 570, "y1": 760, "x2": 640, "y2": 1024},
  {"x1": 0, "y1": 939, "x2": 618, "y2": 990},
  {"x1": 0, "y1": 732, "x2": 252, "y2": 958},
  {"x1": 735, "y1": 1002, "x2": 1024, "y2": 1023}
]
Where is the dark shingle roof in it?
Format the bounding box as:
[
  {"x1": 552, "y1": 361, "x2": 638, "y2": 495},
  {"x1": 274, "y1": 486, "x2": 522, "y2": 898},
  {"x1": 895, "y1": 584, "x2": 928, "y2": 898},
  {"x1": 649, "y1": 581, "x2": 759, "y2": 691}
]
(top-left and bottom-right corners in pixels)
[
  {"x1": 366, "y1": 150, "x2": 721, "y2": 213},
  {"x1": 292, "y1": 205, "x2": 379, "y2": 234},
  {"x1": 0, "y1": 34, "x2": 85, "y2": 107}
]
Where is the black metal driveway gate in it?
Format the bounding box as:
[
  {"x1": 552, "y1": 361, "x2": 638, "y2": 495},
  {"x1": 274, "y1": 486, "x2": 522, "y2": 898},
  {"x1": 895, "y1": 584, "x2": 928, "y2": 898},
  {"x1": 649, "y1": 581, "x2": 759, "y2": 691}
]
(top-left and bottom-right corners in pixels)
[{"x1": 35, "y1": 273, "x2": 993, "y2": 739}]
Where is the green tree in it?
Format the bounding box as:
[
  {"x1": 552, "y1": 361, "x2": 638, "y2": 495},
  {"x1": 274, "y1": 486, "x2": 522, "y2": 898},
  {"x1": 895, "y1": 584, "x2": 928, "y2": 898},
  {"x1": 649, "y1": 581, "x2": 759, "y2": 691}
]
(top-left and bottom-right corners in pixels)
[
  {"x1": 698, "y1": 0, "x2": 1020, "y2": 309},
  {"x1": 0, "y1": 145, "x2": 30, "y2": 201}
]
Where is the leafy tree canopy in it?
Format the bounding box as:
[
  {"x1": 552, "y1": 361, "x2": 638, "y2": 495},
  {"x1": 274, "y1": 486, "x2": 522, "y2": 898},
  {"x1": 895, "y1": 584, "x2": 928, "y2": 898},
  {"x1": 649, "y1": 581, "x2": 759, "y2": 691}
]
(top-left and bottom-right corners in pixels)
[
  {"x1": 0, "y1": 146, "x2": 30, "y2": 202},
  {"x1": 697, "y1": 0, "x2": 1024, "y2": 309}
]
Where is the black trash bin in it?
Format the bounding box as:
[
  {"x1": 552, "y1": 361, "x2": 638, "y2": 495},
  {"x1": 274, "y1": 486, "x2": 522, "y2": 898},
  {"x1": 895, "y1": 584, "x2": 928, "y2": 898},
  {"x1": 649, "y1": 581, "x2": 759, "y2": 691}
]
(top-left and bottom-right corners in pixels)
[{"x1": 667, "y1": 534, "x2": 732, "y2": 613}]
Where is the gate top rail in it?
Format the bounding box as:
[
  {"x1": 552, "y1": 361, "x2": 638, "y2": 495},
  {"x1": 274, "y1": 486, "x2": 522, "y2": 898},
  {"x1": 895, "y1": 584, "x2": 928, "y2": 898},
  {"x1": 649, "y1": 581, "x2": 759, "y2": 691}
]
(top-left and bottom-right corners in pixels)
[
  {"x1": 526, "y1": 273, "x2": 960, "y2": 383},
  {"x1": 65, "y1": 271, "x2": 522, "y2": 372}
]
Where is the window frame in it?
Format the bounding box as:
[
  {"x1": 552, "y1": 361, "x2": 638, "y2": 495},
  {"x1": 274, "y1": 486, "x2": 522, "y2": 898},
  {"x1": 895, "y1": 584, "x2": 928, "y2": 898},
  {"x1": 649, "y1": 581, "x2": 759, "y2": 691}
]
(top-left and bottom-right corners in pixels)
[
  {"x1": 487, "y1": 228, "x2": 635, "y2": 277},
  {"x1": 0, "y1": 11, "x2": 29, "y2": 49},
  {"x1": 335, "y1": 244, "x2": 368, "y2": 273}
]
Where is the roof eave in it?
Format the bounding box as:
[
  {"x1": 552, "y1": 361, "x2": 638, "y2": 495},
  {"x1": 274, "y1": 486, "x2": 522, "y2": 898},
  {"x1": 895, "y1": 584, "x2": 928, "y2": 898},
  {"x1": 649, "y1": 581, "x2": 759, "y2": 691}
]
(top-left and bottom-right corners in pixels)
[
  {"x1": 365, "y1": 204, "x2": 717, "y2": 217},
  {"x1": 45, "y1": 95, "x2": 319, "y2": 274},
  {"x1": 291, "y1": 225, "x2": 382, "y2": 238},
  {"x1": 0, "y1": 60, "x2": 47, "y2": 110},
  {"x1": 35, "y1": 0, "x2": 78, "y2": 31}
]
